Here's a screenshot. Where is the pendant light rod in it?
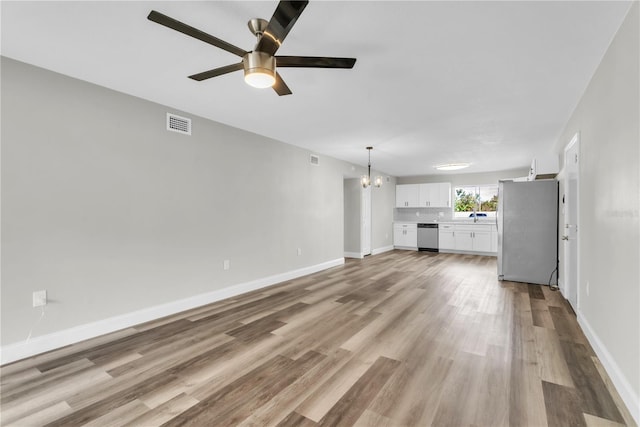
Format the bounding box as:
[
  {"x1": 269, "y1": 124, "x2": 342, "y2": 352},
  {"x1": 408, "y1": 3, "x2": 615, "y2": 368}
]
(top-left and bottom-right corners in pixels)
[{"x1": 367, "y1": 146, "x2": 373, "y2": 181}]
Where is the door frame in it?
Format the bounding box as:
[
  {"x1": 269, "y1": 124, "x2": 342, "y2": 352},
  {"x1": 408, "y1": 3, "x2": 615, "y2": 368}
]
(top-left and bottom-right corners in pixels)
[
  {"x1": 563, "y1": 132, "x2": 580, "y2": 310},
  {"x1": 361, "y1": 185, "x2": 372, "y2": 256}
]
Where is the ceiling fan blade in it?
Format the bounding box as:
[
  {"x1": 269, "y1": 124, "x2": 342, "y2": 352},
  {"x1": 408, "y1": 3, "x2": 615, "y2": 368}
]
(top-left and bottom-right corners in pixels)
[
  {"x1": 276, "y1": 56, "x2": 356, "y2": 69},
  {"x1": 148, "y1": 10, "x2": 247, "y2": 58},
  {"x1": 255, "y1": 1, "x2": 309, "y2": 56},
  {"x1": 189, "y1": 63, "x2": 244, "y2": 81},
  {"x1": 273, "y1": 72, "x2": 293, "y2": 96}
]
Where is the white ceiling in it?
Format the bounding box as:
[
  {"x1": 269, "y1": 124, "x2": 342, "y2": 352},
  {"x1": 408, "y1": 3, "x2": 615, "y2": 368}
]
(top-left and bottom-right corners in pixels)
[{"x1": 1, "y1": 1, "x2": 632, "y2": 177}]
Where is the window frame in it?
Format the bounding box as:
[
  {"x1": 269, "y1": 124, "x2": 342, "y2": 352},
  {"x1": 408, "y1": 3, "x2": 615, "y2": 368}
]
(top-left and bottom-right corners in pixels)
[{"x1": 453, "y1": 184, "x2": 499, "y2": 219}]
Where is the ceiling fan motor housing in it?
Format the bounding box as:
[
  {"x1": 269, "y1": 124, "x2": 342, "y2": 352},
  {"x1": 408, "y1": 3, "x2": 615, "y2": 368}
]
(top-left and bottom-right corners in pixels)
[{"x1": 243, "y1": 51, "x2": 276, "y2": 88}]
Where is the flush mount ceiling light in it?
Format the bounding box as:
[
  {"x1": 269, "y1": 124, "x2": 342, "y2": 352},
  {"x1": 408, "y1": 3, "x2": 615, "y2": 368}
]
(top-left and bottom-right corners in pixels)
[
  {"x1": 435, "y1": 163, "x2": 471, "y2": 171},
  {"x1": 361, "y1": 147, "x2": 383, "y2": 188}
]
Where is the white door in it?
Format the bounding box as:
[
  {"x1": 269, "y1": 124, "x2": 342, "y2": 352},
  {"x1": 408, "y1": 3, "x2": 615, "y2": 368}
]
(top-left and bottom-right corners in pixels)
[
  {"x1": 361, "y1": 185, "x2": 372, "y2": 256},
  {"x1": 563, "y1": 133, "x2": 580, "y2": 309}
]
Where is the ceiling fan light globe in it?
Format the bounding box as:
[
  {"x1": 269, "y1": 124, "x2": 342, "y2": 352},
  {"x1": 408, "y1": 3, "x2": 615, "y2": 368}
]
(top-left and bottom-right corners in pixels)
[
  {"x1": 244, "y1": 71, "x2": 276, "y2": 88},
  {"x1": 243, "y1": 51, "x2": 276, "y2": 88}
]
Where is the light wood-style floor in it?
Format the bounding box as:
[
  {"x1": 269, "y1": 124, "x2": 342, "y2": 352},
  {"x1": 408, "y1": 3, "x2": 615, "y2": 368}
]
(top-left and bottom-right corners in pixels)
[{"x1": 0, "y1": 251, "x2": 635, "y2": 426}]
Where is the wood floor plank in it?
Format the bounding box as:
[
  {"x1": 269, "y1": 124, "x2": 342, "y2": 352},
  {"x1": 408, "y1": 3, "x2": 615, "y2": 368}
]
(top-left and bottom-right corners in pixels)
[
  {"x1": 528, "y1": 283, "x2": 546, "y2": 300},
  {"x1": 561, "y1": 341, "x2": 626, "y2": 424},
  {"x1": 353, "y1": 409, "x2": 395, "y2": 427},
  {"x1": 162, "y1": 351, "x2": 326, "y2": 426},
  {"x1": 531, "y1": 297, "x2": 556, "y2": 329},
  {"x1": 590, "y1": 355, "x2": 638, "y2": 427},
  {"x1": 123, "y1": 393, "x2": 200, "y2": 427},
  {"x1": 3, "y1": 401, "x2": 72, "y2": 427},
  {"x1": 509, "y1": 357, "x2": 549, "y2": 427},
  {"x1": 0, "y1": 251, "x2": 632, "y2": 427},
  {"x1": 238, "y1": 348, "x2": 353, "y2": 427},
  {"x1": 584, "y1": 413, "x2": 629, "y2": 427},
  {"x1": 533, "y1": 325, "x2": 575, "y2": 387},
  {"x1": 549, "y1": 305, "x2": 589, "y2": 344},
  {"x1": 275, "y1": 411, "x2": 317, "y2": 427},
  {"x1": 542, "y1": 380, "x2": 587, "y2": 427},
  {"x1": 317, "y1": 356, "x2": 400, "y2": 427},
  {"x1": 295, "y1": 355, "x2": 374, "y2": 422}
]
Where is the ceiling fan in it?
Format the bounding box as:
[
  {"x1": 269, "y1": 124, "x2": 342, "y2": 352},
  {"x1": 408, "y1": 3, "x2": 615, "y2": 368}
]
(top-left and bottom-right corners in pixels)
[{"x1": 147, "y1": 1, "x2": 356, "y2": 96}]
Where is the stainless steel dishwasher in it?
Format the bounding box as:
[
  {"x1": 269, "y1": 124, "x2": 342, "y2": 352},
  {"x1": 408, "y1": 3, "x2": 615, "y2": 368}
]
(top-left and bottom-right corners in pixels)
[{"x1": 417, "y1": 223, "x2": 439, "y2": 252}]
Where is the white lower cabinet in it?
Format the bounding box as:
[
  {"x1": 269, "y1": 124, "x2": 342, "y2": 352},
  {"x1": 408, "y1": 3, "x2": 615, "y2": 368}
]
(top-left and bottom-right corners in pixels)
[
  {"x1": 394, "y1": 223, "x2": 417, "y2": 249},
  {"x1": 438, "y1": 223, "x2": 497, "y2": 254},
  {"x1": 438, "y1": 224, "x2": 456, "y2": 250},
  {"x1": 472, "y1": 229, "x2": 492, "y2": 252}
]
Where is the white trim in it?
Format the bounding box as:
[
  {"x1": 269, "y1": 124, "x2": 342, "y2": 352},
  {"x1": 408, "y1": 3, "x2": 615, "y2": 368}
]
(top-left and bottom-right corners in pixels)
[
  {"x1": 393, "y1": 246, "x2": 419, "y2": 251},
  {"x1": 578, "y1": 311, "x2": 639, "y2": 424},
  {"x1": 371, "y1": 245, "x2": 394, "y2": 255},
  {"x1": 563, "y1": 132, "x2": 580, "y2": 310},
  {"x1": 344, "y1": 252, "x2": 364, "y2": 259},
  {"x1": 0, "y1": 258, "x2": 344, "y2": 365},
  {"x1": 438, "y1": 249, "x2": 497, "y2": 257}
]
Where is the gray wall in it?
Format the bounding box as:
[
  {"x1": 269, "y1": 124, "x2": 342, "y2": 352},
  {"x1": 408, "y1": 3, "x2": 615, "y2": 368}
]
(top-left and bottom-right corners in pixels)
[
  {"x1": 0, "y1": 57, "x2": 395, "y2": 346},
  {"x1": 343, "y1": 179, "x2": 361, "y2": 254},
  {"x1": 371, "y1": 174, "x2": 396, "y2": 250},
  {"x1": 397, "y1": 168, "x2": 530, "y2": 186},
  {"x1": 553, "y1": 2, "x2": 639, "y2": 413}
]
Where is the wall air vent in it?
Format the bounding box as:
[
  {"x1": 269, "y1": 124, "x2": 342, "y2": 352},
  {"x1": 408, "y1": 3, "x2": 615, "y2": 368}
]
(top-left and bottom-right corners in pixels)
[
  {"x1": 166, "y1": 113, "x2": 191, "y2": 135},
  {"x1": 310, "y1": 154, "x2": 320, "y2": 166}
]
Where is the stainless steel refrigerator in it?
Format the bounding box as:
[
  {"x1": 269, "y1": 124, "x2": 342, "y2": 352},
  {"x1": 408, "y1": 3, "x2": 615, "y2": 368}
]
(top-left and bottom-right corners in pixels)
[{"x1": 497, "y1": 179, "x2": 558, "y2": 285}]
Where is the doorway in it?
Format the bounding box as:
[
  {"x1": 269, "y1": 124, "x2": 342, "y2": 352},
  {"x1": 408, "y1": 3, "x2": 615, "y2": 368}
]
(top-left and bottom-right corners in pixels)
[
  {"x1": 343, "y1": 178, "x2": 372, "y2": 258},
  {"x1": 563, "y1": 133, "x2": 580, "y2": 310}
]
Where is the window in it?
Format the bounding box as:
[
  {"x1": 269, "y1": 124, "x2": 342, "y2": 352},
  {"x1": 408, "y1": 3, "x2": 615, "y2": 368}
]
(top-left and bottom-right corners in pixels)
[{"x1": 454, "y1": 184, "x2": 498, "y2": 218}]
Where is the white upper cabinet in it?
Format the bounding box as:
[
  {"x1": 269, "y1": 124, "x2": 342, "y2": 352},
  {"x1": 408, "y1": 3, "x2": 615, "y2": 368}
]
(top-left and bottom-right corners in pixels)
[
  {"x1": 528, "y1": 155, "x2": 559, "y2": 180},
  {"x1": 418, "y1": 183, "x2": 451, "y2": 208},
  {"x1": 395, "y1": 184, "x2": 420, "y2": 208},
  {"x1": 396, "y1": 183, "x2": 451, "y2": 208}
]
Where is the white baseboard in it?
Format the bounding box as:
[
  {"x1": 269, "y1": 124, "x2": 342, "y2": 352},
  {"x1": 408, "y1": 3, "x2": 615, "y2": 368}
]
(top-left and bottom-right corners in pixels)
[
  {"x1": 0, "y1": 258, "x2": 345, "y2": 365},
  {"x1": 344, "y1": 252, "x2": 363, "y2": 259},
  {"x1": 372, "y1": 245, "x2": 394, "y2": 255},
  {"x1": 578, "y1": 311, "x2": 639, "y2": 425}
]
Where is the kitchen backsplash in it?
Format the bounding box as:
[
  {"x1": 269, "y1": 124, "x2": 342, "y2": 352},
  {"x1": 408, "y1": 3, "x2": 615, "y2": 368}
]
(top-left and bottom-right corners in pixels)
[{"x1": 394, "y1": 208, "x2": 453, "y2": 222}]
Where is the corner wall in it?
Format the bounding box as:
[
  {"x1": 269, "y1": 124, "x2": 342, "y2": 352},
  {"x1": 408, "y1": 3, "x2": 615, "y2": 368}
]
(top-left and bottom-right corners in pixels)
[{"x1": 553, "y1": 3, "x2": 639, "y2": 421}]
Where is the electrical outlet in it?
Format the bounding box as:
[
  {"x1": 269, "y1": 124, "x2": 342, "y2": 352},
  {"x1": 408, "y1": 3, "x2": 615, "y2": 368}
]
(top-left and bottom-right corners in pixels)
[
  {"x1": 297, "y1": 248, "x2": 302, "y2": 256},
  {"x1": 223, "y1": 260, "x2": 230, "y2": 270},
  {"x1": 33, "y1": 290, "x2": 47, "y2": 307}
]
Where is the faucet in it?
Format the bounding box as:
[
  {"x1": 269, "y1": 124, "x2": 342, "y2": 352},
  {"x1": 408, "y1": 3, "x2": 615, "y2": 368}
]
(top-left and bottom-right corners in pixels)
[{"x1": 472, "y1": 206, "x2": 478, "y2": 223}]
